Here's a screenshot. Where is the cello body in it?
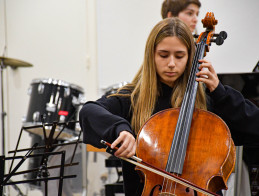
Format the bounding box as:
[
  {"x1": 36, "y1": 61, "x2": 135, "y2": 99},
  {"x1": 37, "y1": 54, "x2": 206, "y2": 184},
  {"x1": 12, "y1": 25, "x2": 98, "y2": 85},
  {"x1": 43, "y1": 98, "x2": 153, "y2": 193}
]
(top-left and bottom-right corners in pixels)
[{"x1": 136, "y1": 108, "x2": 236, "y2": 195}]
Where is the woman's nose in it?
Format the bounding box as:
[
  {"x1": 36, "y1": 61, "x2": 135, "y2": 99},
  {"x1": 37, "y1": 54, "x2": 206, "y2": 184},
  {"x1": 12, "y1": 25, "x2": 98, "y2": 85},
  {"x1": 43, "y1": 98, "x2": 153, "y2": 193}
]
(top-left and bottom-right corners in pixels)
[
  {"x1": 193, "y1": 15, "x2": 198, "y2": 23},
  {"x1": 168, "y1": 56, "x2": 175, "y2": 68}
]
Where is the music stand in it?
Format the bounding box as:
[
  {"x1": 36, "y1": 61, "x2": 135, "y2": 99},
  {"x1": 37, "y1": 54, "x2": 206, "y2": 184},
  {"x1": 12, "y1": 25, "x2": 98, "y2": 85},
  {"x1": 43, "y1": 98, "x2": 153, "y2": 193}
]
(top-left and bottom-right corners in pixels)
[
  {"x1": 1, "y1": 121, "x2": 81, "y2": 196},
  {"x1": 1, "y1": 147, "x2": 74, "y2": 196}
]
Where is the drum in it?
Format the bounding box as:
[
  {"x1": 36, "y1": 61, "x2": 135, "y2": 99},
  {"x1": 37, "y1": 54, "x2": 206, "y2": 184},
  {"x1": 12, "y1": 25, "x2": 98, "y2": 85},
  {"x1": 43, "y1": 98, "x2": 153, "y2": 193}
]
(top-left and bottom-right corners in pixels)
[
  {"x1": 103, "y1": 82, "x2": 129, "y2": 96},
  {"x1": 23, "y1": 78, "x2": 85, "y2": 140}
]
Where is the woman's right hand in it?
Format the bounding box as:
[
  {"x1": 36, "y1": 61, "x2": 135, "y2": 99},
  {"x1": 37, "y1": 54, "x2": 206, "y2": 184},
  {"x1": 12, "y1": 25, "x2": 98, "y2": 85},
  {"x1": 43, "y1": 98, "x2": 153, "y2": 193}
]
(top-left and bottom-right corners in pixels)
[{"x1": 111, "y1": 130, "x2": 136, "y2": 158}]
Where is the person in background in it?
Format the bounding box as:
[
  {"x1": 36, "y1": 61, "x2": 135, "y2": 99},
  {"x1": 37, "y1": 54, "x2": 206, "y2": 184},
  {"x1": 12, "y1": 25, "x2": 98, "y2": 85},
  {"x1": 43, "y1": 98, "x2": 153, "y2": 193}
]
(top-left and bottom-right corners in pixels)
[
  {"x1": 79, "y1": 17, "x2": 259, "y2": 195},
  {"x1": 161, "y1": 0, "x2": 201, "y2": 33}
]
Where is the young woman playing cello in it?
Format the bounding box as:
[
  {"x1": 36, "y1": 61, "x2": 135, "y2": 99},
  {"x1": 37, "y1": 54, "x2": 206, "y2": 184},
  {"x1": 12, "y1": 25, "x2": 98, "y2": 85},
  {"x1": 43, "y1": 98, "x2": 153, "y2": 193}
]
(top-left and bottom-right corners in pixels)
[{"x1": 79, "y1": 17, "x2": 259, "y2": 195}]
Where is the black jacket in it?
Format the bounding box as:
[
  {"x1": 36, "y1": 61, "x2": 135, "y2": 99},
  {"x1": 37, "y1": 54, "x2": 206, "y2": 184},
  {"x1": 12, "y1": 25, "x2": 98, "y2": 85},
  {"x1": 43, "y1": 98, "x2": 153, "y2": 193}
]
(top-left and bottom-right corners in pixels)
[{"x1": 79, "y1": 82, "x2": 259, "y2": 195}]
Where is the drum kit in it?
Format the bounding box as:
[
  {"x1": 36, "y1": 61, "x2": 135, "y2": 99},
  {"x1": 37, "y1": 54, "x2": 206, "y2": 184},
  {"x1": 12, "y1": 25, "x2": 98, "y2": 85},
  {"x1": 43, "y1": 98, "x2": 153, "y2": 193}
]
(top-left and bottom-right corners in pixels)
[
  {"x1": 0, "y1": 55, "x2": 129, "y2": 195},
  {"x1": 22, "y1": 77, "x2": 85, "y2": 195},
  {"x1": 0, "y1": 56, "x2": 85, "y2": 196}
]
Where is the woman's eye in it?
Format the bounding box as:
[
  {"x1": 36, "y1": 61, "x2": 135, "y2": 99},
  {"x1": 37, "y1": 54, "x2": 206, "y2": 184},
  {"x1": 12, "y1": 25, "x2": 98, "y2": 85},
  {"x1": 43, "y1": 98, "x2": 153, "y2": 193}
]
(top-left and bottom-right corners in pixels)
[
  {"x1": 185, "y1": 11, "x2": 193, "y2": 16},
  {"x1": 160, "y1": 54, "x2": 168, "y2": 58}
]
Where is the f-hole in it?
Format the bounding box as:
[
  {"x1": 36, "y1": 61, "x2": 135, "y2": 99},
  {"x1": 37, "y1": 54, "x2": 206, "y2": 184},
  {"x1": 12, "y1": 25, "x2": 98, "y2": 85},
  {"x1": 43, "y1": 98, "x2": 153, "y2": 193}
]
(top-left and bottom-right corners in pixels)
[
  {"x1": 150, "y1": 184, "x2": 162, "y2": 196},
  {"x1": 185, "y1": 188, "x2": 197, "y2": 196}
]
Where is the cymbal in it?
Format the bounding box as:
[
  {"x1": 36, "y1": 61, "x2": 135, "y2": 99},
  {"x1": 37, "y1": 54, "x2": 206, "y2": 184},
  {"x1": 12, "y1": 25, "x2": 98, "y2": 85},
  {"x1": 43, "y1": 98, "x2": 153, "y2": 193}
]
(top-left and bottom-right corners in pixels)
[{"x1": 0, "y1": 56, "x2": 33, "y2": 68}]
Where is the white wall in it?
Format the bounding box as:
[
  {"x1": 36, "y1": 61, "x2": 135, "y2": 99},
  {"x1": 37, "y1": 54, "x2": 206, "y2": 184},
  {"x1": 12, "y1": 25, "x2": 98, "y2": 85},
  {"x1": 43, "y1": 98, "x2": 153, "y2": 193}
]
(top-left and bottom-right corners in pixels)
[
  {"x1": 197, "y1": 0, "x2": 259, "y2": 73},
  {"x1": 0, "y1": 0, "x2": 93, "y2": 195},
  {"x1": 0, "y1": 0, "x2": 258, "y2": 195},
  {"x1": 97, "y1": 0, "x2": 259, "y2": 91},
  {"x1": 96, "y1": 0, "x2": 164, "y2": 90}
]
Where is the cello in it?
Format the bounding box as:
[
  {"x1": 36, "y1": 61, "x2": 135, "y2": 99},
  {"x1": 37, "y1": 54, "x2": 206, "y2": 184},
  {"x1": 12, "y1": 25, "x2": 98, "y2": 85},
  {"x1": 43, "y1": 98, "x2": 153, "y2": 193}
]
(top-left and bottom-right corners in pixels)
[
  {"x1": 102, "y1": 12, "x2": 235, "y2": 195},
  {"x1": 134, "y1": 12, "x2": 235, "y2": 195}
]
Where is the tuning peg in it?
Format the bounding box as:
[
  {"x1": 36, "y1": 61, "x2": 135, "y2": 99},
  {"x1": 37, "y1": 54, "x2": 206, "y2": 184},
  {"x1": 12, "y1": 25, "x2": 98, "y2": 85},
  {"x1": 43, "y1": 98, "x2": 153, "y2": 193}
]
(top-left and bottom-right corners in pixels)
[
  {"x1": 219, "y1": 31, "x2": 227, "y2": 40},
  {"x1": 211, "y1": 31, "x2": 227, "y2": 45},
  {"x1": 211, "y1": 36, "x2": 224, "y2": 45},
  {"x1": 193, "y1": 34, "x2": 199, "y2": 39},
  {"x1": 215, "y1": 36, "x2": 224, "y2": 45},
  {"x1": 212, "y1": 31, "x2": 227, "y2": 40}
]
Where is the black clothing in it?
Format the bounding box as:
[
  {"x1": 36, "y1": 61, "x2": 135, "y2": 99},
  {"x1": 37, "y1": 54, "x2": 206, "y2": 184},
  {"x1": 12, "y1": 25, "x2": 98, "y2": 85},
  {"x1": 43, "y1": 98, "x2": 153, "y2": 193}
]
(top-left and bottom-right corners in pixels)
[{"x1": 79, "y1": 82, "x2": 259, "y2": 195}]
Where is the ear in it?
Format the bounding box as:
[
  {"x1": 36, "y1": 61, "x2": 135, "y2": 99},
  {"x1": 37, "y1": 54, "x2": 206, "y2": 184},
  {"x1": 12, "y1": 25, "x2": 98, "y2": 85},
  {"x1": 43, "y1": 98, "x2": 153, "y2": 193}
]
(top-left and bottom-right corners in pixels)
[{"x1": 167, "y1": 11, "x2": 173, "y2": 18}]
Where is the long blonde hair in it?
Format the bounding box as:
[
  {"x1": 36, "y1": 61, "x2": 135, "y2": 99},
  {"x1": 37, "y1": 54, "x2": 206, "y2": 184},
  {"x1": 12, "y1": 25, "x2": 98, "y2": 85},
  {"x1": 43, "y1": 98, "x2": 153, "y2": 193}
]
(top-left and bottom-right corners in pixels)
[{"x1": 114, "y1": 18, "x2": 206, "y2": 133}]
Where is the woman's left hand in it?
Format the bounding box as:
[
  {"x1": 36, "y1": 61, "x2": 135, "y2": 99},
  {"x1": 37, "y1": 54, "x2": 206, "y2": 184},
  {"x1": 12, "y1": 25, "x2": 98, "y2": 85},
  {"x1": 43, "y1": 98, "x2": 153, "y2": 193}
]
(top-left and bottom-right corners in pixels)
[{"x1": 196, "y1": 59, "x2": 219, "y2": 92}]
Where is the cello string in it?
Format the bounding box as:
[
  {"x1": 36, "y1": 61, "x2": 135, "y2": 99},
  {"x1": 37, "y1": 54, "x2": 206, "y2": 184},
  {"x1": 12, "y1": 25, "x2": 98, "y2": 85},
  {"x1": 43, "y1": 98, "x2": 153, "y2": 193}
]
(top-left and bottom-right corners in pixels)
[
  {"x1": 171, "y1": 41, "x2": 208, "y2": 194},
  {"x1": 175, "y1": 41, "x2": 206, "y2": 174},
  {"x1": 169, "y1": 42, "x2": 202, "y2": 173},
  {"x1": 168, "y1": 40, "x2": 201, "y2": 169},
  {"x1": 166, "y1": 42, "x2": 202, "y2": 178},
  {"x1": 163, "y1": 37, "x2": 206, "y2": 193},
  {"x1": 170, "y1": 43, "x2": 203, "y2": 194},
  {"x1": 172, "y1": 41, "x2": 207, "y2": 195},
  {"x1": 164, "y1": 42, "x2": 203, "y2": 194},
  {"x1": 162, "y1": 82, "x2": 193, "y2": 191}
]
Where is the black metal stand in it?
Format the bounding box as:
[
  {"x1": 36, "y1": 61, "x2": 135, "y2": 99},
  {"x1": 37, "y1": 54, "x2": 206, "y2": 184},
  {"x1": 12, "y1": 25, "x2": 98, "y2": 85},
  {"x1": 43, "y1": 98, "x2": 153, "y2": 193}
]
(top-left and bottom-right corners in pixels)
[
  {"x1": 1, "y1": 150, "x2": 73, "y2": 196},
  {"x1": 0, "y1": 155, "x2": 5, "y2": 194},
  {"x1": 0, "y1": 144, "x2": 37, "y2": 195},
  {"x1": 2, "y1": 121, "x2": 82, "y2": 196}
]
